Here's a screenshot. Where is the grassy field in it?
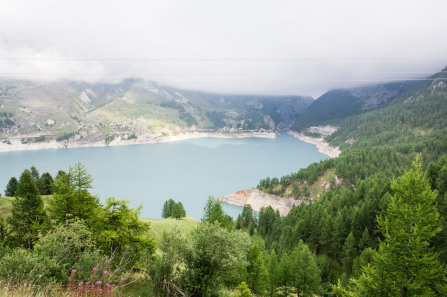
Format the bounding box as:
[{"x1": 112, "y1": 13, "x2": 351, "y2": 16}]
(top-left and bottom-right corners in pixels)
[
  {"x1": 141, "y1": 216, "x2": 199, "y2": 243},
  {"x1": 0, "y1": 196, "x2": 13, "y2": 218}
]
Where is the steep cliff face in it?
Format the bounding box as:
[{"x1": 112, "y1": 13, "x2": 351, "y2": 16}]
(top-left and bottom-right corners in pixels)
[{"x1": 219, "y1": 189, "x2": 304, "y2": 216}]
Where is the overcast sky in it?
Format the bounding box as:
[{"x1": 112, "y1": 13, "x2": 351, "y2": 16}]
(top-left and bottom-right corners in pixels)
[{"x1": 1, "y1": 0, "x2": 447, "y2": 97}]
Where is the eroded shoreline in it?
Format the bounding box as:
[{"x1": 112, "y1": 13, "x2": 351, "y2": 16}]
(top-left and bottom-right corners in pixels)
[
  {"x1": 287, "y1": 130, "x2": 341, "y2": 158},
  {"x1": 0, "y1": 131, "x2": 277, "y2": 153}
]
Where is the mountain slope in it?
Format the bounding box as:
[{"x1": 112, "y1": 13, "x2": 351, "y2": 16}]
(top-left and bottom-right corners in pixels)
[
  {"x1": 292, "y1": 80, "x2": 418, "y2": 131},
  {"x1": 0, "y1": 79, "x2": 312, "y2": 146}
]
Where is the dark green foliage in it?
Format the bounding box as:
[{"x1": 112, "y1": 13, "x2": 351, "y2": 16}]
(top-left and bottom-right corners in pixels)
[
  {"x1": 7, "y1": 169, "x2": 48, "y2": 250},
  {"x1": 333, "y1": 157, "x2": 444, "y2": 296},
  {"x1": 178, "y1": 201, "x2": 186, "y2": 217},
  {"x1": 291, "y1": 240, "x2": 322, "y2": 297},
  {"x1": 241, "y1": 204, "x2": 254, "y2": 229},
  {"x1": 56, "y1": 132, "x2": 76, "y2": 142},
  {"x1": 30, "y1": 166, "x2": 40, "y2": 183},
  {"x1": 37, "y1": 172, "x2": 54, "y2": 195},
  {"x1": 172, "y1": 203, "x2": 182, "y2": 220},
  {"x1": 293, "y1": 90, "x2": 362, "y2": 131},
  {"x1": 162, "y1": 198, "x2": 186, "y2": 219},
  {"x1": 277, "y1": 253, "x2": 294, "y2": 296},
  {"x1": 4, "y1": 176, "x2": 18, "y2": 196}
]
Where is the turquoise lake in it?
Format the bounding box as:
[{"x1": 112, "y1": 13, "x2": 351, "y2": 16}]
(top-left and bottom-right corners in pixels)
[{"x1": 0, "y1": 134, "x2": 328, "y2": 219}]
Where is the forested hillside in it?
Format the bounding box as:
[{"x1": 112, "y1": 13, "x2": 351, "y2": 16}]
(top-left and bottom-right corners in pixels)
[
  {"x1": 292, "y1": 80, "x2": 418, "y2": 131},
  {"x1": 255, "y1": 67, "x2": 447, "y2": 295}
]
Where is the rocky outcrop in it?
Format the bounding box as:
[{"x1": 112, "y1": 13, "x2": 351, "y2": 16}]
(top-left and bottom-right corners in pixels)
[{"x1": 219, "y1": 189, "x2": 304, "y2": 216}]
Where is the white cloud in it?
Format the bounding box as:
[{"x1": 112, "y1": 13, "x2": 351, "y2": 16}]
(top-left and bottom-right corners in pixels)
[{"x1": 1, "y1": 0, "x2": 447, "y2": 96}]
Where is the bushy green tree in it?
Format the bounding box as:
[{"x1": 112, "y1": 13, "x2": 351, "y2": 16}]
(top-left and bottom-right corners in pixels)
[
  {"x1": 202, "y1": 196, "x2": 232, "y2": 229},
  {"x1": 95, "y1": 197, "x2": 155, "y2": 262},
  {"x1": 145, "y1": 228, "x2": 188, "y2": 296},
  {"x1": 162, "y1": 199, "x2": 186, "y2": 219},
  {"x1": 172, "y1": 202, "x2": 182, "y2": 220},
  {"x1": 48, "y1": 164, "x2": 100, "y2": 225},
  {"x1": 7, "y1": 169, "x2": 47, "y2": 249},
  {"x1": 185, "y1": 222, "x2": 250, "y2": 296},
  {"x1": 4, "y1": 177, "x2": 18, "y2": 197}
]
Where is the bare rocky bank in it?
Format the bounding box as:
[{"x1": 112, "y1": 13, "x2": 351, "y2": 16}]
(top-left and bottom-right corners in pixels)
[
  {"x1": 220, "y1": 127, "x2": 340, "y2": 215},
  {"x1": 0, "y1": 131, "x2": 277, "y2": 153},
  {"x1": 219, "y1": 189, "x2": 305, "y2": 216}
]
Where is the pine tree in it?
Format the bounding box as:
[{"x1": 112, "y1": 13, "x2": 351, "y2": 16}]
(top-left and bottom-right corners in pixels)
[
  {"x1": 4, "y1": 177, "x2": 18, "y2": 197},
  {"x1": 70, "y1": 163, "x2": 99, "y2": 222},
  {"x1": 342, "y1": 232, "x2": 357, "y2": 275},
  {"x1": 246, "y1": 243, "x2": 269, "y2": 295},
  {"x1": 172, "y1": 203, "x2": 182, "y2": 220},
  {"x1": 278, "y1": 253, "x2": 294, "y2": 296},
  {"x1": 373, "y1": 156, "x2": 443, "y2": 296},
  {"x1": 358, "y1": 227, "x2": 370, "y2": 251},
  {"x1": 291, "y1": 240, "x2": 322, "y2": 297},
  {"x1": 30, "y1": 166, "x2": 40, "y2": 183},
  {"x1": 334, "y1": 156, "x2": 444, "y2": 296},
  {"x1": 48, "y1": 170, "x2": 76, "y2": 223},
  {"x1": 178, "y1": 201, "x2": 186, "y2": 217},
  {"x1": 267, "y1": 250, "x2": 279, "y2": 297},
  {"x1": 162, "y1": 200, "x2": 170, "y2": 218},
  {"x1": 37, "y1": 172, "x2": 54, "y2": 195},
  {"x1": 7, "y1": 169, "x2": 47, "y2": 249}
]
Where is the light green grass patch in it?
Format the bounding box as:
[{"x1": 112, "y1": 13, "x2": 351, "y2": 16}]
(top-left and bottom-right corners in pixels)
[
  {"x1": 0, "y1": 196, "x2": 14, "y2": 218},
  {"x1": 141, "y1": 216, "x2": 199, "y2": 243}
]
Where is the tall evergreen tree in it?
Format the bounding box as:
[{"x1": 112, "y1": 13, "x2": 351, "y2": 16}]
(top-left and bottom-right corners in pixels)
[
  {"x1": 48, "y1": 170, "x2": 75, "y2": 223},
  {"x1": 4, "y1": 177, "x2": 18, "y2": 197},
  {"x1": 30, "y1": 166, "x2": 40, "y2": 183},
  {"x1": 202, "y1": 196, "x2": 232, "y2": 229},
  {"x1": 267, "y1": 250, "x2": 279, "y2": 297},
  {"x1": 291, "y1": 240, "x2": 322, "y2": 297},
  {"x1": 70, "y1": 163, "x2": 100, "y2": 222},
  {"x1": 333, "y1": 156, "x2": 443, "y2": 296},
  {"x1": 246, "y1": 243, "x2": 269, "y2": 296},
  {"x1": 278, "y1": 253, "x2": 294, "y2": 296},
  {"x1": 178, "y1": 201, "x2": 186, "y2": 217},
  {"x1": 7, "y1": 169, "x2": 47, "y2": 249},
  {"x1": 37, "y1": 172, "x2": 54, "y2": 195},
  {"x1": 162, "y1": 200, "x2": 170, "y2": 218},
  {"x1": 172, "y1": 203, "x2": 182, "y2": 220}
]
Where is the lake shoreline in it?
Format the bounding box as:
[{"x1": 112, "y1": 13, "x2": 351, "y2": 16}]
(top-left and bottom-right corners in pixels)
[
  {"x1": 0, "y1": 131, "x2": 277, "y2": 153},
  {"x1": 0, "y1": 130, "x2": 341, "y2": 160},
  {"x1": 287, "y1": 131, "x2": 341, "y2": 158}
]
